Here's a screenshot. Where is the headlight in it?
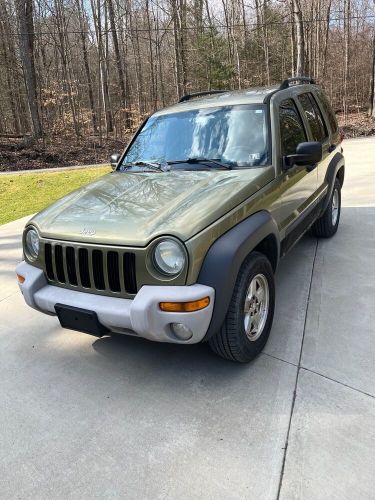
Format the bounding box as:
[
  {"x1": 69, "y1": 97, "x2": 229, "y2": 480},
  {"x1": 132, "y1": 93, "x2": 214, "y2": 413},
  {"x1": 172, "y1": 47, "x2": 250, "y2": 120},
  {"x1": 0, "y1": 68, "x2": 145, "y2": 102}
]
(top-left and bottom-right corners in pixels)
[
  {"x1": 25, "y1": 227, "x2": 40, "y2": 260},
  {"x1": 153, "y1": 239, "x2": 186, "y2": 276}
]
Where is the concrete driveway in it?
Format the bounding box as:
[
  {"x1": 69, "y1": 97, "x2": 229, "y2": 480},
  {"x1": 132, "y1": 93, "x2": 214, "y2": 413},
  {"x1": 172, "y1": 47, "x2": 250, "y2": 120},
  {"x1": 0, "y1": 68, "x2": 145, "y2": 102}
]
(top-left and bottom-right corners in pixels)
[{"x1": 0, "y1": 137, "x2": 374, "y2": 499}]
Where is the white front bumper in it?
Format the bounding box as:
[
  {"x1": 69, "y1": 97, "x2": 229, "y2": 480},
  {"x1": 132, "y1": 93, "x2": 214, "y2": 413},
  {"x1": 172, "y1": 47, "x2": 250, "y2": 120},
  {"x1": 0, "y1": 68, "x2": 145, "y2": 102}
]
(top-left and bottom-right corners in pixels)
[{"x1": 16, "y1": 261, "x2": 215, "y2": 344}]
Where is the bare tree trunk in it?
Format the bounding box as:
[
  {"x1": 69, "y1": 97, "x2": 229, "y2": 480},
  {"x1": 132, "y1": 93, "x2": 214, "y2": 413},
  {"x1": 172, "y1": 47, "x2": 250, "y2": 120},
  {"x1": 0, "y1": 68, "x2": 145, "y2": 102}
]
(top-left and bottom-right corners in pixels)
[
  {"x1": 171, "y1": 0, "x2": 182, "y2": 98},
  {"x1": 343, "y1": 0, "x2": 351, "y2": 120},
  {"x1": 254, "y1": 0, "x2": 263, "y2": 84},
  {"x1": 91, "y1": 0, "x2": 113, "y2": 134},
  {"x1": 54, "y1": 0, "x2": 80, "y2": 140},
  {"x1": 0, "y1": 8, "x2": 21, "y2": 134},
  {"x1": 261, "y1": 0, "x2": 270, "y2": 85},
  {"x1": 171, "y1": 0, "x2": 187, "y2": 98},
  {"x1": 76, "y1": 0, "x2": 98, "y2": 133},
  {"x1": 290, "y1": 4, "x2": 296, "y2": 76},
  {"x1": 155, "y1": 10, "x2": 165, "y2": 107},
  {"x1": 117, "y1": 1, "x2": 132, "y2": 123},
  {"x1": 145, "y1": 0, "x2": 157, "y2": 108},
  {"x1": 204, "y1": 0, "x2": 215, "y2": 89},
  {"x1": 14, "y1": 0, "x2": 42, "y2": 139},
  {"x1": 221, "y1": 0, "x2": 233, "y2": 70},
  {"x1": 108, "y1": 0, "x2": 129, "y2": 126},
  {"x1": 293, "y1": 0, "x2": 305, "y2": 76},
  {"x1": 129, "y1": 7, "x2": 145, "y2": 114},
  {"x1": 369, "y1": 28, "x2": 375, "y2": 117},
  {"x1": 322, "y1": 0, "x2": 331, "y2": 78}
]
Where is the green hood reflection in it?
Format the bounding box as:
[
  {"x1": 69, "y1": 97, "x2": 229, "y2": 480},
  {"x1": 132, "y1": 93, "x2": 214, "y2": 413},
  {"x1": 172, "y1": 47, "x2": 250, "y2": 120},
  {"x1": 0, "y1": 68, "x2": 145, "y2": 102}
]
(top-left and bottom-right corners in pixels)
[{"x1": 30, "y1": 168, "x2": 274, "y2": 246}]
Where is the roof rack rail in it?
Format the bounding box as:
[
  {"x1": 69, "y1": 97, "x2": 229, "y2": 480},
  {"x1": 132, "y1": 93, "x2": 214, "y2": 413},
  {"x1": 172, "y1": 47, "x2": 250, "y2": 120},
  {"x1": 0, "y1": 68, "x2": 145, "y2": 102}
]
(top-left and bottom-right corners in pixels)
[
  {"x1": 178, "y1": 90, "x2": 229, "y2": 103},
  {"x1": 279, "y1": 77, "x2": 316, "y2": 90}
]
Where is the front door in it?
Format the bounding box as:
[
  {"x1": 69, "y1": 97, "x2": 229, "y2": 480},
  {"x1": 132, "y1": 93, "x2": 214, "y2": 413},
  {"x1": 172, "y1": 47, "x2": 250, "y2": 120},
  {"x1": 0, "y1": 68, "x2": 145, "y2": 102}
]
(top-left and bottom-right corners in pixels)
[{"x1": 278, "y1": 97, "x2": 318, "y2": 241}]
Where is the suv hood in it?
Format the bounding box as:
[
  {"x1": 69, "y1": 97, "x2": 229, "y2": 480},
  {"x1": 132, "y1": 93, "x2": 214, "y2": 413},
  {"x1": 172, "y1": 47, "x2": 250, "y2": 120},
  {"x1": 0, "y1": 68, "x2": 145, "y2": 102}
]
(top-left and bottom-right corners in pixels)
[{"x1": 29, "y1": 168, "x2": 274, "y2": 246}]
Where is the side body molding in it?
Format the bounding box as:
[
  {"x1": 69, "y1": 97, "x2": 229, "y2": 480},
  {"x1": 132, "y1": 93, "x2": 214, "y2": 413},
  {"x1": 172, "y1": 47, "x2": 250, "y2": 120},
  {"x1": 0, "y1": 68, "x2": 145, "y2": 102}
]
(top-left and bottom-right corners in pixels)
[{"x1": 198, "y1": 210, "x2": 280, "y2": 340}]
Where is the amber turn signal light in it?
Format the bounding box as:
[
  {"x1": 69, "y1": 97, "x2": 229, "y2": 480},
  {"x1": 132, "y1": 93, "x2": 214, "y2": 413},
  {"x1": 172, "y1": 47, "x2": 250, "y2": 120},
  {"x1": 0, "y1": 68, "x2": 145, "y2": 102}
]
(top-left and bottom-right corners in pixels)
[
  {"x1": 159, "y1": 297, "x2": 210, "y2": 312},
  {"x1": 16, "y1": 274, "x2": 25, "y2": 284}
]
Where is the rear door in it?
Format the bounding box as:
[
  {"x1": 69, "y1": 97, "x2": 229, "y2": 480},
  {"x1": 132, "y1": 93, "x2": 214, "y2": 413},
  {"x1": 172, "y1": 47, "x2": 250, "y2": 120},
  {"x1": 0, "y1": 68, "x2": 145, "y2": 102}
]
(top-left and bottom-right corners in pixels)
[
  {"x1": 296, "y1": 92, "x2": 331, "y2": 199},
  {"x1": 312, "y1": 89, "x2": 341, "y2": 188}
]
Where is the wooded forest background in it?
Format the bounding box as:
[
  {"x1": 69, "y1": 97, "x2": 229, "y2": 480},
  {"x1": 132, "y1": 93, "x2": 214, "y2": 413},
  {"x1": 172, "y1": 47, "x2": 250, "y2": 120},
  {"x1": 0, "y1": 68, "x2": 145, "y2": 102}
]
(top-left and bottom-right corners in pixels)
[{"x1": 0, "y1": 0, "x2": 375, "y2": 168}]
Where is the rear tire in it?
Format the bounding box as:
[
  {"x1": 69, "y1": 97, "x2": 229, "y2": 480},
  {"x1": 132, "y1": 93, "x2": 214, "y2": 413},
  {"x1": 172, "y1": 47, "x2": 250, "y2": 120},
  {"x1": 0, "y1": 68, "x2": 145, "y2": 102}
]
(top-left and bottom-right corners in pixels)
[
  {"x1": 209, "y1": 252, "x2": 275, "y2": 363},
  {"x1": 312, "y1": 178, "x2": 341, "y2": 238}
]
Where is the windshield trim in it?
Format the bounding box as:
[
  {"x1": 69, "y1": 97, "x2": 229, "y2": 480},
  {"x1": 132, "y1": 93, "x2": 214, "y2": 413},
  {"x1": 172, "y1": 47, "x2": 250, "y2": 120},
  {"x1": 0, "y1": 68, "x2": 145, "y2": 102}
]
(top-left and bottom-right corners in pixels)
[{"x1": 116, "y1": 104, "x2": 272, "y2": 171}]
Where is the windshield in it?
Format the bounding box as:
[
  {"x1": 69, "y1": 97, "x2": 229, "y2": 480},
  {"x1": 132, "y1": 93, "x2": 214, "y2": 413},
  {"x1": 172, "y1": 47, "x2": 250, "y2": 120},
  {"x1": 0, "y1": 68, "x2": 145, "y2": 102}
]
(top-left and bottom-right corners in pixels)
[{"x1": 120, "y1": 105, "x2": 270, "y2": 169}]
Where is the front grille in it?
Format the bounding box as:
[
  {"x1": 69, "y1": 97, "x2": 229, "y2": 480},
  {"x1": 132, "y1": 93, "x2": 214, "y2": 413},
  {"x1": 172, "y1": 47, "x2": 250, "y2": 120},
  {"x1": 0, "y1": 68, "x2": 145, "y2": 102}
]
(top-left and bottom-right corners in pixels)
[{"x1": 43, "y1": 242, "x2": 137, "y2": 296}]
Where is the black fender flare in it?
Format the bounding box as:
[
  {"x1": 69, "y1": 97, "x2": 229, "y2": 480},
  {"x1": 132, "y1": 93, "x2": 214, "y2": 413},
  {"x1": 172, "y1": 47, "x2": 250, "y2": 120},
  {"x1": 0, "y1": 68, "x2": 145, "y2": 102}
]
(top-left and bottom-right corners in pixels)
[
  {"x1": 198, "y1": 210, "x2": 280, "y2": 341},
  {"x1": 321, "y1": 151, "x2": 345, "y2": 214}
]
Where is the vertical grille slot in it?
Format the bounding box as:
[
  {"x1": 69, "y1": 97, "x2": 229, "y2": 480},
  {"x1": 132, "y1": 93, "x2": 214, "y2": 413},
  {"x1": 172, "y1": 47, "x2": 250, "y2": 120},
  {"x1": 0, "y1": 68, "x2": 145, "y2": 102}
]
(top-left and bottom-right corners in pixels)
[
  {"x1": 92, "y1": 250, "x2": 105, "y2": 290},
  {"x1": 124, "y1": 253, "x2": 137, "y2": 294},
  {"x1": 66, "y1": 246, "x2": 77, "y2": 285},
  {"x1": 43, "y1": 242, "x2": 137, "y2": 296},
  {"x1": 107, "y1": 251, "x2": 121, "y2": 292},
  {"x1": 55, "y1": 245, "x2": 66, "y2": 283},
  {"x1": 78, "y1": 248, "x2": 91, "y2": 288},
  {"x1": 44, "y1": 243, "x2": 54, "y2": 280}
]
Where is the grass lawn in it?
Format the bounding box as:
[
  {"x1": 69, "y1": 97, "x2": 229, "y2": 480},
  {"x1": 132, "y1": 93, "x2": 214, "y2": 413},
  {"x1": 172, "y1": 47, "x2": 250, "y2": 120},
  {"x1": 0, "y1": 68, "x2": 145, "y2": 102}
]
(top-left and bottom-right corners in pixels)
[{"x1": 0, "y1": 166, "x2": 111, "y2": 225}]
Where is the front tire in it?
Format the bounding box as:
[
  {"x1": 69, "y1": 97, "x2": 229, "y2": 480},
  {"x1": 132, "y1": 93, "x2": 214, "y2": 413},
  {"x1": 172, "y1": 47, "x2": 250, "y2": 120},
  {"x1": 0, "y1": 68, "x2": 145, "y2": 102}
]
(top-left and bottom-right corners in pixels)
[
  {"x1": 209, "y1": 252, "x2": 275, "y2": 363},
  {"x1": 312, "y1": 178, "x2": 341, "y2": 238}
]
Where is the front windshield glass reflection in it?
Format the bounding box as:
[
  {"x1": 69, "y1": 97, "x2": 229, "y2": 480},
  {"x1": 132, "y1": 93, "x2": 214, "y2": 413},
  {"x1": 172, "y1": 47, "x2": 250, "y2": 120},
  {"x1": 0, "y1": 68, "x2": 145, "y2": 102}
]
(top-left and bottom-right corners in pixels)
[{"x1": 120, "y1": 105, "x2": 269, "y2": 169}]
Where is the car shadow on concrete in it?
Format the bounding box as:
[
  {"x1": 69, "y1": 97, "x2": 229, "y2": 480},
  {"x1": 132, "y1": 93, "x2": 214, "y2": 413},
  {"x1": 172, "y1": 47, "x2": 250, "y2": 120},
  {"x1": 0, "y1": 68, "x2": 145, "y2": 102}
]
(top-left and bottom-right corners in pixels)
[
  {"x1": 91, "y1": 328, "x2": 255, "y2": 383},
  {"x1": 91, "y1": 232, "x2": 318, "y2": 372}
]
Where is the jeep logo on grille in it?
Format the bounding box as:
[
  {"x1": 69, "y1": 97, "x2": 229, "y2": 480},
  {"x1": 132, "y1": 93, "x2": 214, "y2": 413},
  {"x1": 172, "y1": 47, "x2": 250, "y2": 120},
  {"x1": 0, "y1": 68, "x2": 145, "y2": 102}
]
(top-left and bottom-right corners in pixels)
[{"x1": 80, "y1": 228, "x2": 96, "y2": 236}]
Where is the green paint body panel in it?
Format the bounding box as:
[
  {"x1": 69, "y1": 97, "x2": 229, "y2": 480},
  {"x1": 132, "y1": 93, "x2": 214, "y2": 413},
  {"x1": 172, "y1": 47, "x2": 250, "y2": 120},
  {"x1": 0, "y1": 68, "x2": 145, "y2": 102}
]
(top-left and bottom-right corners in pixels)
[{"x1": 29, "y1": 168, "x2": 276, "y2": 246}]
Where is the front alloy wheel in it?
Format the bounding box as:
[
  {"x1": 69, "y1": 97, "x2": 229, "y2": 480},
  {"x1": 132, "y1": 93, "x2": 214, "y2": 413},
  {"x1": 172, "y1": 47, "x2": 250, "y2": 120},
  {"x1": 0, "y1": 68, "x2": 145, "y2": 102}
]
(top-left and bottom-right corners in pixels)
[
  {"x1": 244, "y1": 274, "x2": 270, "y2": 342},
  {"x1": 209, "y1": 252, "x2": 275, "y2": 363}
]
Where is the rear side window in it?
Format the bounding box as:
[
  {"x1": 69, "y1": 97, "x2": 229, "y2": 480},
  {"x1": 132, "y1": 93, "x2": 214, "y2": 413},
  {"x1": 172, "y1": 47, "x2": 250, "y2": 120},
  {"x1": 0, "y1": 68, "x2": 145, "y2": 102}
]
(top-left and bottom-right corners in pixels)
[
  {"x1": 298, "y1": 93, "x2": 327, "y2": 142},
  {"x1": 279, "y1": 98, "x2": 307, "y2": 156},
  {"x1": 315, "y1": 90, "x2": 338, "y2": 133}
]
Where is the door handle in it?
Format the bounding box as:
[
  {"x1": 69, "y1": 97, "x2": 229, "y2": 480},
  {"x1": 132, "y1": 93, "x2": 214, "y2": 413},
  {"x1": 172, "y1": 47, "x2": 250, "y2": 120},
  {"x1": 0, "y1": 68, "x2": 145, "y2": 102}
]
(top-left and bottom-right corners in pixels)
[{"x1": 328, "y1": 144, "x2": 336, "y2": 153}]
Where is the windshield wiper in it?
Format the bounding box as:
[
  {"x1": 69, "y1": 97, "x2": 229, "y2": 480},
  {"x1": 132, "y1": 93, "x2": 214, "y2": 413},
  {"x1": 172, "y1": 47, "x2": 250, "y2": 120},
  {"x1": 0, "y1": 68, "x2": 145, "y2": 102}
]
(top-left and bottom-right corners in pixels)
[
  {"x1": 168, "y1": 158, "x2": 232, "y2": 170},
  {"x1": 121, "y1": 161, "x2": 168, "y2": 172}
]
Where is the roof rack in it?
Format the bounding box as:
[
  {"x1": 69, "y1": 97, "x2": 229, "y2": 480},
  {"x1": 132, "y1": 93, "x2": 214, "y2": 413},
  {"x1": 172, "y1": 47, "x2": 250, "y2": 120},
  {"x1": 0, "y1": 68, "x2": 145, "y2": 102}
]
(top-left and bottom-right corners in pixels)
[
  {"x1": 178, "y1": 90, "x2": 229, "y2": 103},
  {"x1": 279, "y1": 77, "x2": 316, "y2": 90}
]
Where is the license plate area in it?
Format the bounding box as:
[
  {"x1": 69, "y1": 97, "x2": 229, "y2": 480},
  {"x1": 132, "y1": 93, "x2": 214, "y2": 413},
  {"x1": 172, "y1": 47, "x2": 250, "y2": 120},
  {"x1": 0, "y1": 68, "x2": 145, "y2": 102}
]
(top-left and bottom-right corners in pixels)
[{"x1": 54, "y1": 303, "x2": 109, "y2": 337}]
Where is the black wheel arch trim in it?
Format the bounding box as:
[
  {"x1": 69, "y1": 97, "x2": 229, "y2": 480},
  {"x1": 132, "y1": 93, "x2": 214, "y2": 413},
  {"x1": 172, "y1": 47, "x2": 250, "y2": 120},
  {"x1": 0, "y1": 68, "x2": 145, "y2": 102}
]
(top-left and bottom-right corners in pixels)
[
  {"x1": 198, "y1": 210, "x2": 280, "y2": 341},
  {"x1": 321, "y1": 152, "x2": 345, "y2": 214}
]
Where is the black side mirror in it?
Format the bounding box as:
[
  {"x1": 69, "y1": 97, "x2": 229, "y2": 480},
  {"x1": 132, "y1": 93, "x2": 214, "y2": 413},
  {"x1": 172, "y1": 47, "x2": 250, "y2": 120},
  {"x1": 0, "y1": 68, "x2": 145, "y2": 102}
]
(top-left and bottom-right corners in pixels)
[
  {"x1": 284, "y1": 142, "x2": 322, "y2": 170},
  {"x1": 110, "y1": 153, "x2": 121, "y2": 170}
]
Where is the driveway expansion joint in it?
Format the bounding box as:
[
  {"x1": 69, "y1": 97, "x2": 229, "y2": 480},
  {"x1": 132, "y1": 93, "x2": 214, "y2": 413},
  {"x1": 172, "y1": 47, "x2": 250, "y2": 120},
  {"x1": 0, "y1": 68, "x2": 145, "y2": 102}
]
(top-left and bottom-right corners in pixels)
[
  {"x1": 300, "y1": 366, "x2": 375, "y2": 400},
  {"x1": 0, "y1": 291, "x2": 18, "y2": 304},
  {"x1": 276, "y1": 237, "x2": 319, "y2": 500},
  {"x1": 264, "y1": 350, "x2": 375, "y2": 401},
  {"x1": 261, "y1": 351, "x2": 298, "y2": 368}
]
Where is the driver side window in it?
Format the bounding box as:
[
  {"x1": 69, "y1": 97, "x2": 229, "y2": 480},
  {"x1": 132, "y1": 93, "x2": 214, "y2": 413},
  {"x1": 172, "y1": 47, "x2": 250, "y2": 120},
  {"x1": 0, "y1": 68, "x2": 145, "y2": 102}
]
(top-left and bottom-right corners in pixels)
[{"x1": 279, "y1": 99, "x2": 307, "y2": 156}]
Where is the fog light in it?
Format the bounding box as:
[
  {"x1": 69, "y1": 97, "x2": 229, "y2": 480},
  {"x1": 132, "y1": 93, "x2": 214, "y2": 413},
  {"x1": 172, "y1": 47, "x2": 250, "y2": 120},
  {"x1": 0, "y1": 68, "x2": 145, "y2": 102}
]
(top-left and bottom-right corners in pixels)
[
  {"x1": 17, "y1": 273, "x2": 25, "y2": 284},
  {"x1": 170, "y1": 323, "x2": 193, "y2": 341}
]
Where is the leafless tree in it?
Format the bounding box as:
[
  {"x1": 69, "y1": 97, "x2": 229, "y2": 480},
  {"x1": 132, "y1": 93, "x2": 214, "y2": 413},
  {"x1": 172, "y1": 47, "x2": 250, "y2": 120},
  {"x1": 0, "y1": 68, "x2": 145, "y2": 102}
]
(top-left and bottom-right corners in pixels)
[
  {"x1": 0, "y1": 0, "x2": 372, "y2": 143},
  {"x1": 14, "y1": 0, "x2": 42, "y2": 138}
]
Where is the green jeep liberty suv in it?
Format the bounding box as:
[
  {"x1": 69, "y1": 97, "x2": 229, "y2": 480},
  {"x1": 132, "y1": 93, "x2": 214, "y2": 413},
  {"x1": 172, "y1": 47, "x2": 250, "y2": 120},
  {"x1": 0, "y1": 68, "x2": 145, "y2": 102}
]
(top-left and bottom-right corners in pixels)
[{"x1": 17, "y1": 77, "x2": 345, "y2": 363}]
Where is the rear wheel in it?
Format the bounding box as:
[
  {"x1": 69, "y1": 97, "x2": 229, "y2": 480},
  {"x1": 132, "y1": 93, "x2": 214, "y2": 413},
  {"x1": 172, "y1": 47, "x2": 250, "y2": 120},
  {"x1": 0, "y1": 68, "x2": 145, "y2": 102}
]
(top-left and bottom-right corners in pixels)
[
  {"x1": 209, "y1": 252, "x2": 275, "y2": 363},
  {"x1": 312, "y1": 178, "x2": 341, "y2": 238}
]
